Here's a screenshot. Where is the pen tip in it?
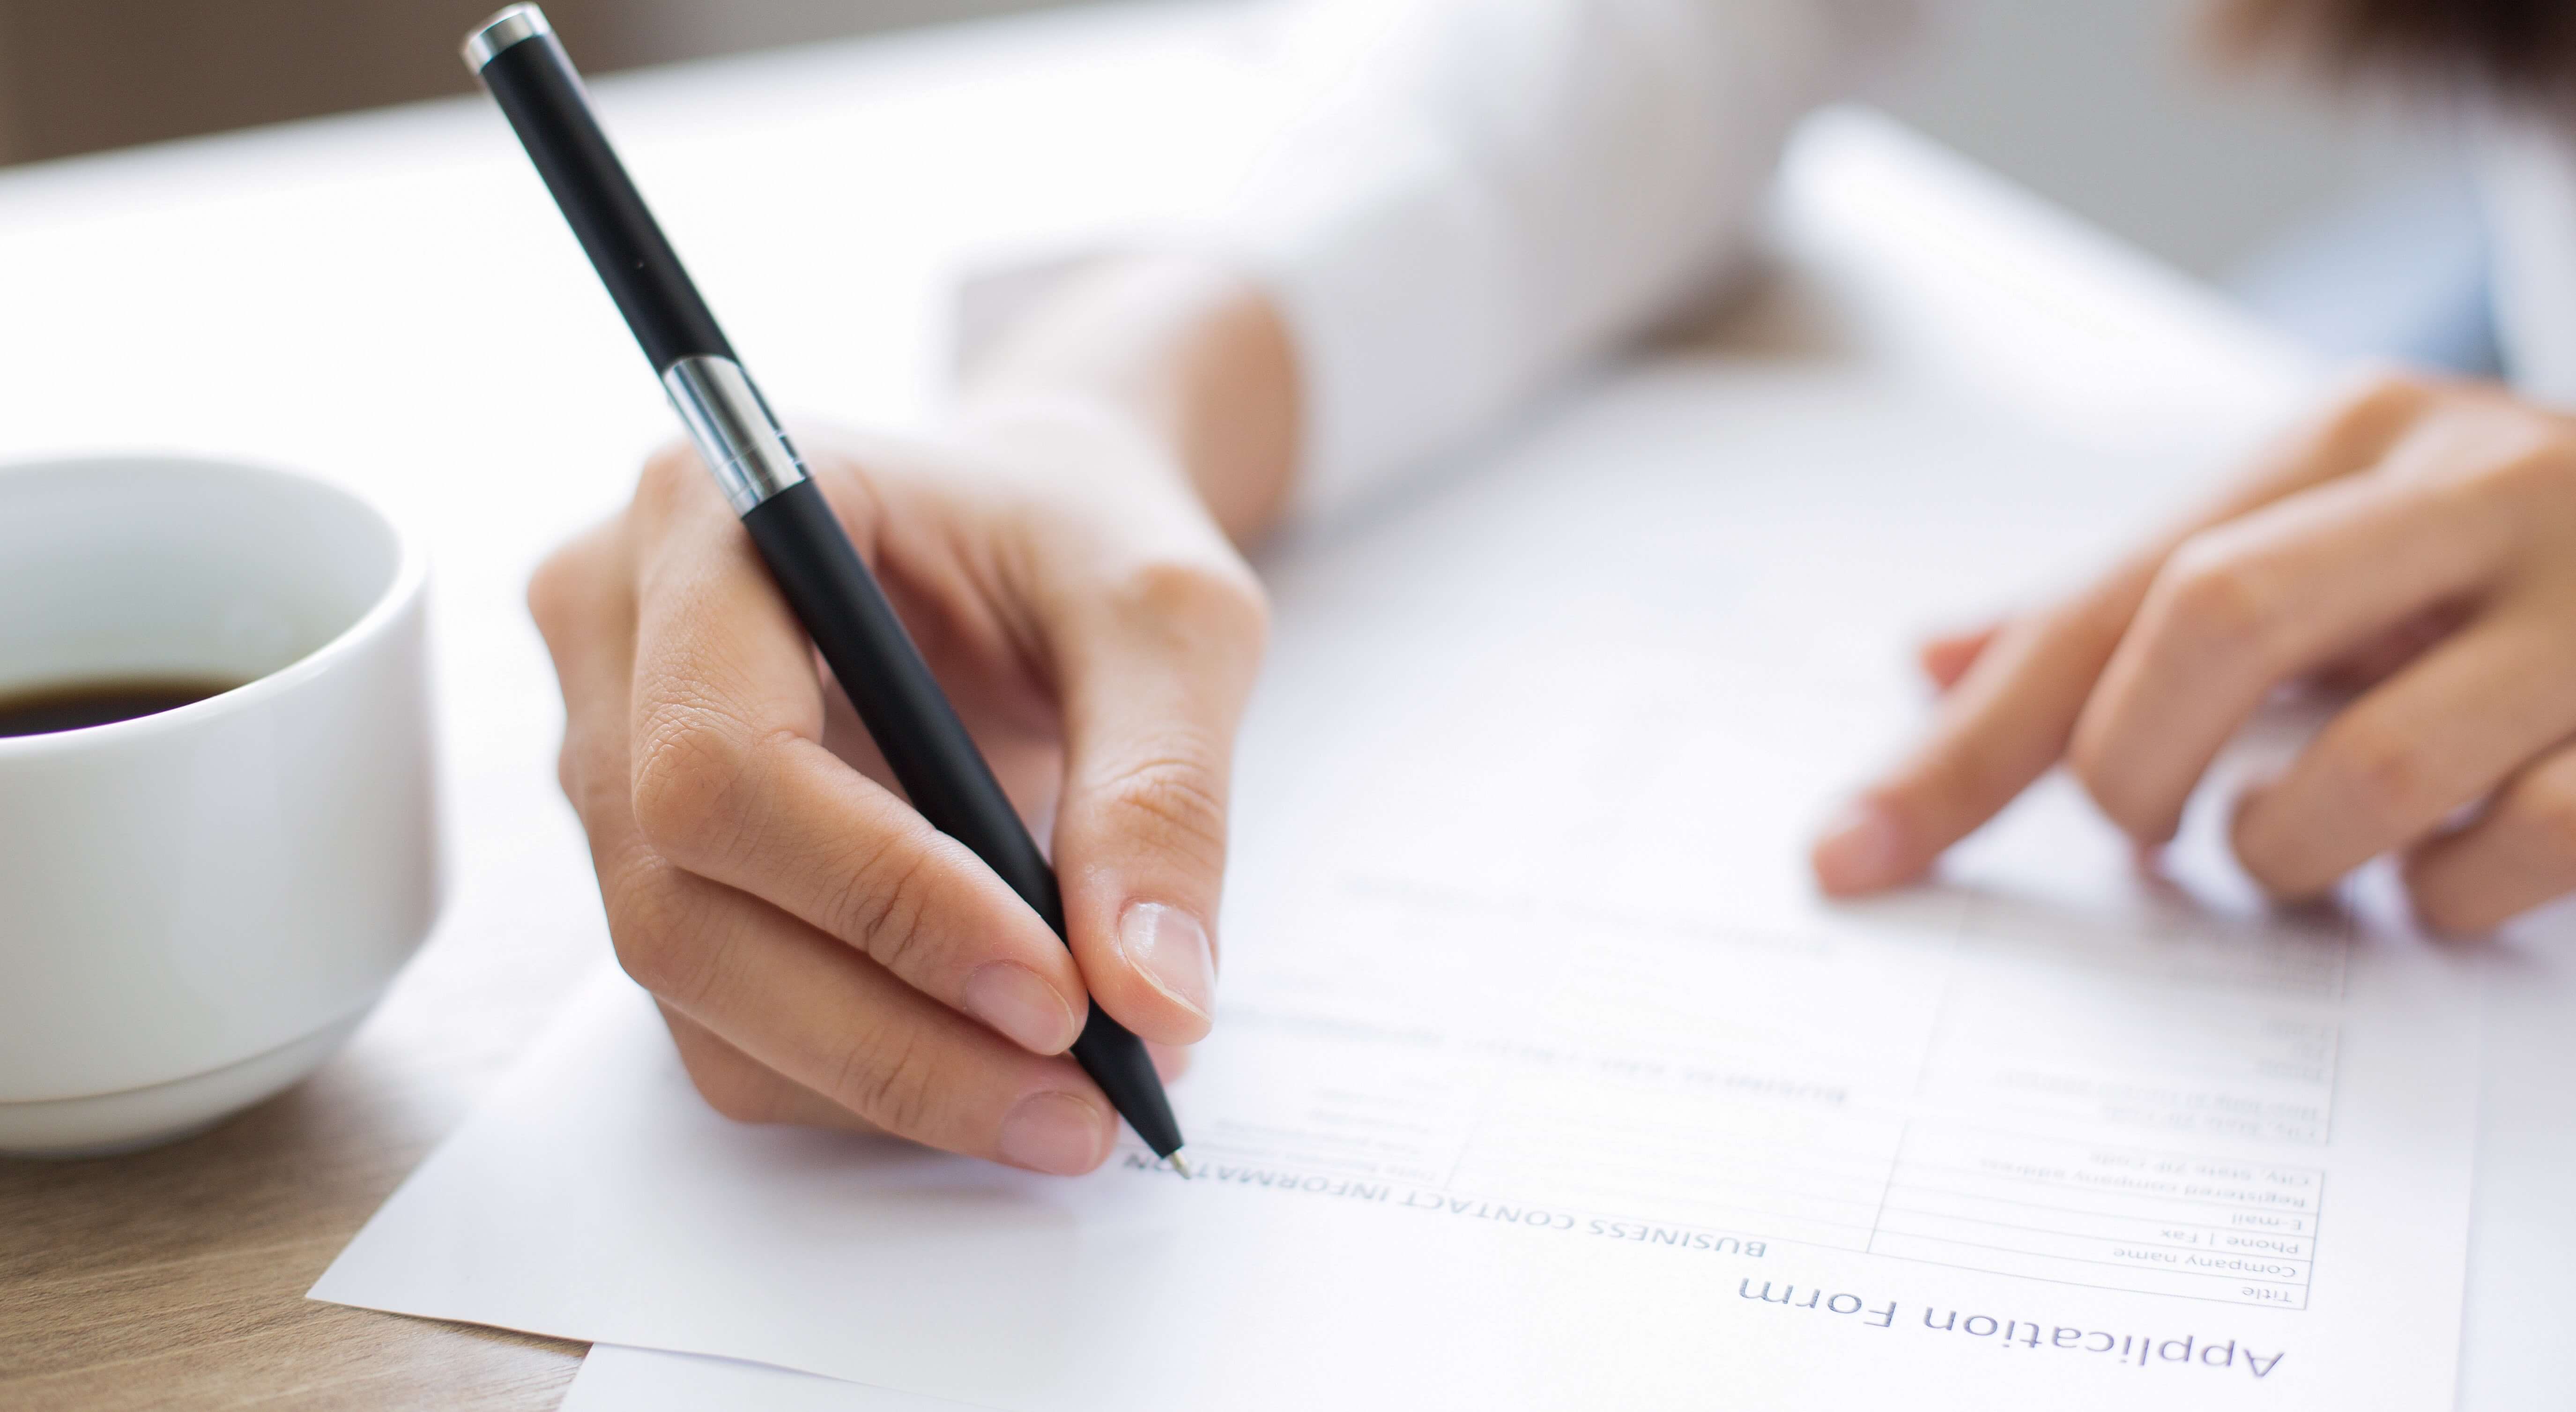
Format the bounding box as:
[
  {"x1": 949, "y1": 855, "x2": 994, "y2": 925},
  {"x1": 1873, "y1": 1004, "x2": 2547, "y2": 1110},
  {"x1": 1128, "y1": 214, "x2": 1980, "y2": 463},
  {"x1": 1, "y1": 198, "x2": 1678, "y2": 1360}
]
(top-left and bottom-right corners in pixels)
[{"x1": 1167, "y1": 1150, "x2": 1195, "y2": 1180}]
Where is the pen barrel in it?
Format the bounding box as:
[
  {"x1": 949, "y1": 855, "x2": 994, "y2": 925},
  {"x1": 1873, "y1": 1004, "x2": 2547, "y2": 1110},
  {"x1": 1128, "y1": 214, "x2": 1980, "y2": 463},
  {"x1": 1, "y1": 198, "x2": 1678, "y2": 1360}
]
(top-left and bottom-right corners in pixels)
[
  {"x1": 742, "y1": 482, "x2": 1184, "y2": 1157},
  {"x1": 466, "y1": 6, "x2": 1183, "y2": 1160},
  {"x1": 742, "y1": 480, "x2": 1059, "y2": 928},
  {"x1": 475, "y1": 27, "x2": 731, "y2": 371}
]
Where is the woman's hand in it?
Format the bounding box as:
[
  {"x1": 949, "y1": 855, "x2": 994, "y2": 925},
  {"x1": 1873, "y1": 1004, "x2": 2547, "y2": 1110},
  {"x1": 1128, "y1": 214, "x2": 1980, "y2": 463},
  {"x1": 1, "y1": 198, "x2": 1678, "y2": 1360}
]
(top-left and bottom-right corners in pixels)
[
  {"x1": 529, "y1": 399, "x2": 1266, "y2": 1173},
  {"x1": 1813, "y1": 372, "x2": 2576, "y2": 934}
]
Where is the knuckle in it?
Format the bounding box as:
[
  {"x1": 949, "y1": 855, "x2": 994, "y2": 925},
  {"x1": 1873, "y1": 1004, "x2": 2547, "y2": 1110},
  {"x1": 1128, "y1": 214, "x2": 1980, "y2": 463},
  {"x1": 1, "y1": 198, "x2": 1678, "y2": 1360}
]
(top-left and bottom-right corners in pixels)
[
  {"x1": 609, "y1": 912, "x2": 692, "y2": 1003},
  {"x1": 629, "y1": 702, "x2": 765, "y2": 867},
  {"x1": 611, "y1": 930, "x2": 685, "y2": 1003},
  {"x1": 2236, "y1": 819, "x2": 2318, "y2": 897},
  {"x1": 607, "y1": 856, "x2": 722, "y2": 1004},
  {"x1": 2078, "y1": 770, "x2": 2170, "y2": 850},
  {"x1": 826, "y1": 833, "x2": 943, "y2": 978},
  {"x1": 566, "y1": 731, "x2": 646, "y2": 839},
  {"x1": 676, "y1": 1042, "x2": 783, "y2": 1125},
  {"x1": 2064, "y1": 738, "x2": 2126, "y2": 826},
  {"x1": 2343, "y1": 369, "x2": 2434, "y2": 421},
  {"x1": 835, "y1": 1025, "x2": 941, "y2": 1138},
  {"x1": 2326, "y1": 717, "x2": 2431, "y2": 824},
  {"x1": 1108, "y1": 555, "x2": 1269, "y2": 659},
  {"x1": 525, "y1": 521, "x2": 628, "y2": 646},
  {"x1": 2321, "y1": 369, "x2": 2436, "y2": 449},
  {"x1": 2148, "y1": 538, "x2": 2276, "y2": 669},
  {"x1": 2227, "y1": 805, "x2": 2315, "y2": 900},
  {"x1": 1090, "y1": 752, "x2": 1230, "y2": 870},
  {"x1": 2511, "y1": 773, "x2": 2576, "y2": 861},
  {"x1": 693, "y1": 1076, "x2": 776, "y2": 1125},
  {"x1": 525, "y1": 544, "x2": 583, "y2": 638},
  {"x1": 634, "y1": 439, "x2": 705, "y2": 514},
  {"x1": 2420, "y1": 901, "x2": 2494, "y2": 938},
  {"x1": 2404, "y1": 846, "x2": 2500, "y2": 935},
  {"x1": 2472, "y1": 430, "x2": 2576, "y2": 510}
]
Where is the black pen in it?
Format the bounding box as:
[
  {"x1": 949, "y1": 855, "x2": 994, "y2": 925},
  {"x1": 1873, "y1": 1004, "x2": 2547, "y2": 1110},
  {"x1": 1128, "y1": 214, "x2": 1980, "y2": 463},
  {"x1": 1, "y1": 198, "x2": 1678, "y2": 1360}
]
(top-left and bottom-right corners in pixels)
[{"x1": 462, "y1": 4, "x2": 1189, "y2": 1174}]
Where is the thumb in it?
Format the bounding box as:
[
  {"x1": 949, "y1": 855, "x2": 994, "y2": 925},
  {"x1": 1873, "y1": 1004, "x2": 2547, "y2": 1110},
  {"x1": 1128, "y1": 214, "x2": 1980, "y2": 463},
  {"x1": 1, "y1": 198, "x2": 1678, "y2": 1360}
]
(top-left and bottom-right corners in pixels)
[{"x1": 1047, "y1": 557, "x2": 1268, "y2": 1047}]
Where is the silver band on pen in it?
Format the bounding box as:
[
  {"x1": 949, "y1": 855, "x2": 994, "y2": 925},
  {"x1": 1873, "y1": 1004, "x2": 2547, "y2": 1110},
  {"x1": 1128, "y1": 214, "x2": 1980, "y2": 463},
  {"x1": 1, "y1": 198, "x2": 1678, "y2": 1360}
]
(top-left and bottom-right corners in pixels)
[{"x1": 660, "y1": 355, "x2": 809, "y2": 515}]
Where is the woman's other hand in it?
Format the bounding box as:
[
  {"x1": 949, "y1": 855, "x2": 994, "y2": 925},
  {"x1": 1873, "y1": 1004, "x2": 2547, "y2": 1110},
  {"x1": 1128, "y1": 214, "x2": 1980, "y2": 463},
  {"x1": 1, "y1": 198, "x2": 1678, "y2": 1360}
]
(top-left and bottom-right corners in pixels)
[{"x1": 1814, "y1": 372, "x2": 2576, "y2": 934}]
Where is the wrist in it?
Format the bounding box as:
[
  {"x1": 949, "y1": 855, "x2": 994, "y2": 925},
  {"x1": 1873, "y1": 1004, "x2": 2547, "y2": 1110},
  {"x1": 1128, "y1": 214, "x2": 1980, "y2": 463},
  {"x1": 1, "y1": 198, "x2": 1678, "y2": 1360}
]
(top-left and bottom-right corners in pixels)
[
  {"x1": 960, "y1": 253, "x2": 1300, "y2": 544},
  {"x1": 950, "y1": 387, "x2": 1192, "y2": 500}
]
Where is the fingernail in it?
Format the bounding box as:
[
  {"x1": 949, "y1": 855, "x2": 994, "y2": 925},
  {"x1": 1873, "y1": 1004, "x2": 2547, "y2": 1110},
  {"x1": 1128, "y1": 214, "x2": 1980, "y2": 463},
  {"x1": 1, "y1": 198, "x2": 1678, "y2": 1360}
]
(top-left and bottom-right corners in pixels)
[
  {"x1": 998, "y1": 1091, "x2": 1111, "y2": 1174},
  {"x1": 1813, "y1": 799, "x2": 1911, "y2": 894},
  {"x1": 1117, "y1": 901, "x2": 1217, "y2": 1019},
  {"x1": 963, "y1": 963, "x2": 1079, "y2": 1053}
]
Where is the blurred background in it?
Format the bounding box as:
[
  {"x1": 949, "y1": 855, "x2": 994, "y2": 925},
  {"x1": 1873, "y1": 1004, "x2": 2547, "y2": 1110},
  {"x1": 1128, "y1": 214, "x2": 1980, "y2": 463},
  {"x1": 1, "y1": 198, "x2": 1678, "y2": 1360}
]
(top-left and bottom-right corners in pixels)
[{"x1": 0, "y1": 0, "x2": 2471, "y2": 359}]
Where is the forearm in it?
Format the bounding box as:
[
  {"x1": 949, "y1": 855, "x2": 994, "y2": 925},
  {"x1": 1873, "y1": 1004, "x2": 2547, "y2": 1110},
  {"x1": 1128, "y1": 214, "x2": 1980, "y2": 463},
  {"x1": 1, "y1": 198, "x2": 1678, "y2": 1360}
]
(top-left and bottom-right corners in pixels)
[
  {"x1": 960, "y1": 254, "x2": 1302, "y2": 547},
  {"x1": 958, "y1": 0, "x2": 1917, "y2": 541},
  {"x1": 1210, "y1": 0, "x2": 1918, "y2": 513}
]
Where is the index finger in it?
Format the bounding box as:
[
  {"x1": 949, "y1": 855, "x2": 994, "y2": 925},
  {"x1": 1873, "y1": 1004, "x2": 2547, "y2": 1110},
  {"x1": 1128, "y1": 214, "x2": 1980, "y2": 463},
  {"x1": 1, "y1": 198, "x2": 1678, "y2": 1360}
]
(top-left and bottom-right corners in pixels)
[
  {"x1": 1813, "y1": 582, "x2": 2141, "y2": 893},
  {"x1": 1811, "y1": 372, "x2": 2440, "y2": 894},
  {"x1": 530, "y1": 499, "x2": 1114, "y2": 1171},
  {"x1": 620, "y1": 446, "x2": 1089, "y2": 1056}
]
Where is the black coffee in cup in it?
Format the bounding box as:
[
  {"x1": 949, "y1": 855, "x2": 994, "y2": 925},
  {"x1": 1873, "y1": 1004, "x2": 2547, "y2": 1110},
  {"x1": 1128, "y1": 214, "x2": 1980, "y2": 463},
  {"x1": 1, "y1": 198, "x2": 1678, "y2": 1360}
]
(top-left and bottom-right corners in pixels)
[{"x1": 0, "y1": 676, "x2": 242, "y2": 737}]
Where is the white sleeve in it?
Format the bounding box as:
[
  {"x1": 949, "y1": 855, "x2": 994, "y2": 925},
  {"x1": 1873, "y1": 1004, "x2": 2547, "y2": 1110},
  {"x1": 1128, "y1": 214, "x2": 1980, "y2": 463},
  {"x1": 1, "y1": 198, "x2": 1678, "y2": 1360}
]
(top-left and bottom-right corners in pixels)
[{"x1": 1220, "y1": 0, "x2": 1919, "y2": 519}]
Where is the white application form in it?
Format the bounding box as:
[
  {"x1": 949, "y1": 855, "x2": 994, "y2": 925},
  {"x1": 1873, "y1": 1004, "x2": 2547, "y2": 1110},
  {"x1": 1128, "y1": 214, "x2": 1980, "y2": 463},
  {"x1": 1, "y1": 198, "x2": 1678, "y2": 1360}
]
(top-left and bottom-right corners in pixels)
[{"x1": 312, "y1": 361, "x2": 2482, "y2": 1410}]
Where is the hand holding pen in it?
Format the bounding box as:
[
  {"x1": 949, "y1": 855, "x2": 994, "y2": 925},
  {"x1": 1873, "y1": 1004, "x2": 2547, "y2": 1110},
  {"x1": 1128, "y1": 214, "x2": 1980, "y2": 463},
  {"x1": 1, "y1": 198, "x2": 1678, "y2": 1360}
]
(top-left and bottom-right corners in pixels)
[{"x1": 473, "y1": 6, "x2": 1282, "y2": 1173}]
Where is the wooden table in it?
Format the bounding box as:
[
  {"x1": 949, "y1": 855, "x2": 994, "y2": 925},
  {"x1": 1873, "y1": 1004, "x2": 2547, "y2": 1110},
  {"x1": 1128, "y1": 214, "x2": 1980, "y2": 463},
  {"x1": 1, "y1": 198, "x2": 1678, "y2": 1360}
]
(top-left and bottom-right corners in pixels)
[
  {"x1": 4, "y1": 3, "x2": 2570, "y2": 1408},
  {"x1": 0, "y1": 875, "x2": 599, "y2": 1409}
]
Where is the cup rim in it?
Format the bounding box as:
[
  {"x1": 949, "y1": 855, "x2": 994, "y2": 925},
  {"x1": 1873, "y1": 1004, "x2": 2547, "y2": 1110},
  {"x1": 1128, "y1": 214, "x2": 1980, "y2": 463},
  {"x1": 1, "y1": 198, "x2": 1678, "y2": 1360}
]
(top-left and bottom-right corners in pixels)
[{"x1": 0, "y1": 453, "x2": 429, "y2": 757}]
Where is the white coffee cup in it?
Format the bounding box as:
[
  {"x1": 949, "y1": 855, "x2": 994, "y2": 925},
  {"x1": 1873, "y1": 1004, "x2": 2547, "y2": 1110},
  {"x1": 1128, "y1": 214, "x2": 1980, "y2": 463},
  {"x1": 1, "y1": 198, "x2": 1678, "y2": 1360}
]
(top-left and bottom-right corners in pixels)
[{"x1": 0, "y1": 454, "x2": 443, "y2": 1156}]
